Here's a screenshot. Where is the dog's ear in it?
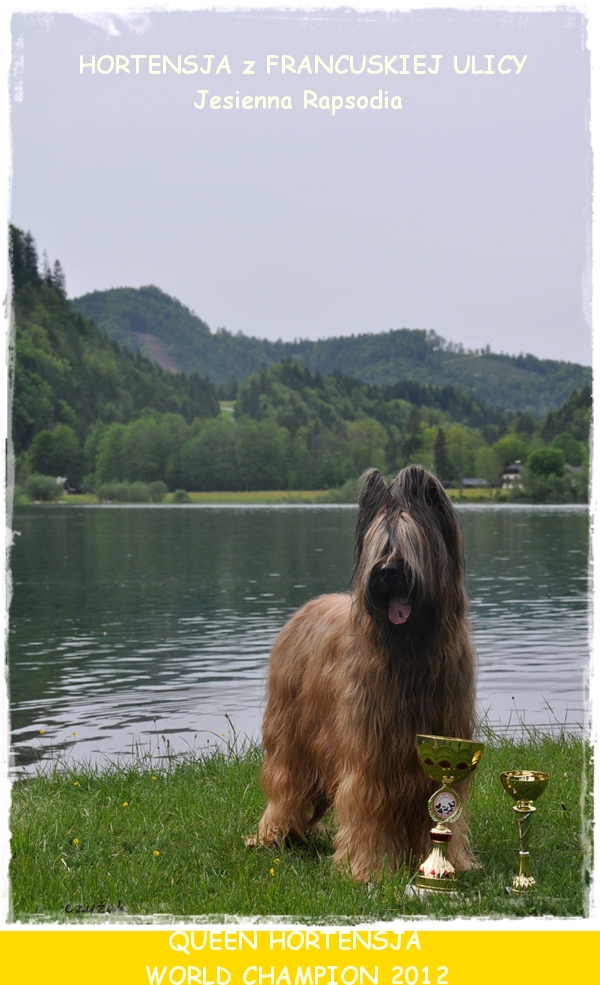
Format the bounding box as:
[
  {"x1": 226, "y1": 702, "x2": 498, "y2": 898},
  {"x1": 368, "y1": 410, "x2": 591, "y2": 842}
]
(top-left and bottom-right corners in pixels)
[
  {"x1": 390, "y1": 465, "x2": 446, "y2": 510},
  {"x1": 356, "y1": 469, "x2": 391, "y2": 558},
  {"x1": 423, "y1": 472, "x2": 462, "y2": 555},
  {"x1": 390, "y1": 466, "x2": 463, "y2": 561}
]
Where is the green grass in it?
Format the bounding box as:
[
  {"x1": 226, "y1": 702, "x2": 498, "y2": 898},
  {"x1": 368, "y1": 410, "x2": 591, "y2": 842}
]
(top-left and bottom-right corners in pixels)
[
  {"x1": 446, "y1": 487, "x2": 510, "y2": 502},
  {"x1": 165, "y1": 490, "x2": 335, "y2": 505},
  {"x1": 16, "y1": 486, "x2": 514, "y2": 507},
  {"x1": 19, "y1": 489, "x2": 337, "y2": 506},
  {"x1": 10, "y1": 731, "x2": 590, "y2": 922}
]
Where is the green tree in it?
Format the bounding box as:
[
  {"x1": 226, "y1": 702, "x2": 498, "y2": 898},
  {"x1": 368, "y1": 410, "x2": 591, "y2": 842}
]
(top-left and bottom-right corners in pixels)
[
  {"x1": 433, "y1": 427, "x2": 449, "y2": 482},
  {"x1": 448, "y1": 424, "x2": 480, "y2": 481},
  {"x1": 26, "y1": 474, "x2": 59, "y2": 501},
  {"x1": 95, "y1": 423, "x2": 127, "y2": 484},
  {"x1": 493, "y1": 434, "x2": 530, "y2": 472},
  {"x1": 51, "y1": 259, "x2": 66, "y2": 298},
  {"x1": 27, "y1": 424, "x2": 83, "y2": 484},
  {"x1": 236, "y1": 418, "x2": 289, "y2": 490},
  {"x1": 83, "y1": 424, "x2": 107, "y2": 477},
  {"x1": 541, "y1": 386, "x2": 591, "y2": 443},
  {"x1": 514, "y1": 472, "x2": 571, "y2": 504},
  {"x1": 180, "y1": 417, "x2": 239, "y2": 491},
  {"x1": 287, "y1": 439, "x2": 313, "y2": 490},
  {"x1": 348, "y1": 418, "x2": 387, "y2": 476},
  {"x1": 527, "y1": 447, "x2": 566, "y2": 478},
  {"x1": 128, "y1": 482, "x2": 150, "y2": 502},
  {"x1": 474, "y1": 445, "x2": 499, "y2": 485},
  {"x1": 512, "y1": 412, "x2": 536, "y2": 437},
  {"x1": 9, "y1": 226, "x2": 41, "y2": 291},
  {"x1": 402, "y1": 407, "x2": 423, "y2": 461},
  {"x1": 551, "y1": 433, "x2": 585, "y2": 466},
  {"x1": 307, "y1": 424, "x2": 354, "y2": 489},
  {"x1": 122, "y1": 416, "x2": 171, "y2": 483},
  {"x1": 482, "y1": 423, "x2": 502, "y2": 445},
  {"x1": 148, "y1": 481, "x2": 168, "y2": 502},
  {"x1": 173, "y1": 488, "x2": 191, "y2": 503}
]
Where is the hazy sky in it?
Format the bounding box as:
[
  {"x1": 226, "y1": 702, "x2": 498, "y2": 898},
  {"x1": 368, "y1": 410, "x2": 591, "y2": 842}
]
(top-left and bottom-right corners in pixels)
[{"x1": 10, "y1": 7, "x2": 591, "y2": 364}]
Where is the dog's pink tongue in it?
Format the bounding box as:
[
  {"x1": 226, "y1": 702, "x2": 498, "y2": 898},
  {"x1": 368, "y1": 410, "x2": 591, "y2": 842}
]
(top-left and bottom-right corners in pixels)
[{"x1": 388, "y1": 596, "x2": 411, "y2": 625}]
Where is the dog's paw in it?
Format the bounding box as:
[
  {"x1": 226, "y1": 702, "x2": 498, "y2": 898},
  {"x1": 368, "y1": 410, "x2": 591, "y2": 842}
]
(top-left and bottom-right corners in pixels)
[
  {"x1": 244, "y1": 829, "x2": 281, "y2": 848},
  {"x1": 454, "y1": 853, "x2": 482, "y2": 872},
  {"x1": 461, "y1": 858, "x2": 483, "y2": 872},
  {"x1": 333, "y1": 854, "x2": 373, "y2": 884}
]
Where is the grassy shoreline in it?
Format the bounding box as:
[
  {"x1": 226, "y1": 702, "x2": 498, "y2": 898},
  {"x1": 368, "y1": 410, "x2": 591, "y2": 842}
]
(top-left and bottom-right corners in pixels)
[
  {"x1": 16, "y1": 487, "x2": 519, "y2": 506},
  {"x1": 10, "y1": 732, "x2": 590, "y2": 921}
]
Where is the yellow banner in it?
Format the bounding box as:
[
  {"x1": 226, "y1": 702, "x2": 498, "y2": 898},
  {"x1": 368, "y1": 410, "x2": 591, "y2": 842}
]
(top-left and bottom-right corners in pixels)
[{"x1": 1, "y1": 929, "x2": 598, "y2": 985}]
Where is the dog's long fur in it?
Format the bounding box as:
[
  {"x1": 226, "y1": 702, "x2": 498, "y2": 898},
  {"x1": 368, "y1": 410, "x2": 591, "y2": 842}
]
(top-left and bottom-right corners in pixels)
[{"x1": 255, "y1": 465, "x2": 476, "y2": 881}]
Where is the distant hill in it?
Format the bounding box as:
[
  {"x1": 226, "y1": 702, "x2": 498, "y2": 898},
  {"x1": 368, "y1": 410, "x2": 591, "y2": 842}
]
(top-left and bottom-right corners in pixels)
[
  {"x1": 235, "y1": 361, "x2": 509, "y2": 435},
  {"x1": 9, "y1": 230, "x2": 219, "y2": 458},
  {"x1": 12, "y1": 231, "x2": 589, "y2": 501},
  {"x1": 72, "y1": 285, "x2": 591, "y2": 417}
]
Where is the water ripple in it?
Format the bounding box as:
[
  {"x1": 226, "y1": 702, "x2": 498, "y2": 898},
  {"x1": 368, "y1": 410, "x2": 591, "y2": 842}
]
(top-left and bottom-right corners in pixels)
[{"x1": 9, "y1": 504, "x2": 589, "y2": 769}]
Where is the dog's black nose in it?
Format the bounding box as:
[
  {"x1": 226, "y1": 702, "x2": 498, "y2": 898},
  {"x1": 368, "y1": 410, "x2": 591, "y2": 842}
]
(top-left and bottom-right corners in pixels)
[{"x1": 379, "y1": 563, "x2": 400, "y2": 575}]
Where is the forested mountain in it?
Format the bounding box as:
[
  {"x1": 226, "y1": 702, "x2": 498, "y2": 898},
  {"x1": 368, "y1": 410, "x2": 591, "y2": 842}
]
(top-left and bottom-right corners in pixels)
[
  {"x1": 231, "y1": 362, "x2": 589, "y2": 494},
  {"x1": 9, "y1": 227, "x2": 219, "y2": 460},
  {"x1": 235, "y1": 361, "x2": 508, "y2": 435},
  {"x1": 11, "y1": 228, "x2": 589, "y2": 503},
  {"x1": 73, "y1": 285, "x2": 591, "y2": 416},
  {"x1": 539, "y1": 386, "x2": 592, "y2": 444}
]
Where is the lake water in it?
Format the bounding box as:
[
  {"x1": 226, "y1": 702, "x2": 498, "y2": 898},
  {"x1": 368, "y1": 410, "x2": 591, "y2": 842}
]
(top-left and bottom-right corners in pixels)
[{"x1": 9, "y1": 504, "x2": 590, "y2": 772}]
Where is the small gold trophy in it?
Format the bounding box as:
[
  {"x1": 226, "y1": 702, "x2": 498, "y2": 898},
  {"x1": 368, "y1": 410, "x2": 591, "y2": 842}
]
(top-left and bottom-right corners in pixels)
[
  {"x1": 500, "y1": 770, "x2": 549, "y2": 893},
  {"x1": 414, "y1": 734, "x2": 484, "y2": 893}
]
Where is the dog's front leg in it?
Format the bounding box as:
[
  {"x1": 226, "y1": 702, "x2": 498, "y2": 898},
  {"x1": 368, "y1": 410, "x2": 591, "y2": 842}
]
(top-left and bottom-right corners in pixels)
[{"x1": 332, "y1": 769, "x2": 402, "y2": 882}]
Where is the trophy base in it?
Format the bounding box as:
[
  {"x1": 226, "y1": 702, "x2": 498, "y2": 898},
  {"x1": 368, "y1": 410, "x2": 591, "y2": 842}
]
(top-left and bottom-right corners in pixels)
[
  {"x1": 406, "y1": 880, "x2": 458, "y2": 899},
  {"x1": 511, "y1": 849, "x2": 537, "y2": 893},
  {"x1": 414, "y1": 873, "x2": 458, "y2": 893},
  {"x1": 416, "y1": 831, "x2": 457, "y2": 892},
  {"x1": 511, "y1": 875, "x2": 537, "y2": 893}
]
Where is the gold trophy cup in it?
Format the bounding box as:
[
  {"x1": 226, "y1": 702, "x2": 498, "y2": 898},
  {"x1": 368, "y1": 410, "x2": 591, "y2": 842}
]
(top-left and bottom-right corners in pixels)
[
  {"x1": 414, "y1": 734, "x2": 484, "y2": 893},
  {"x1": 500, "y1": 770, "x2": 549, "y2": 893}
]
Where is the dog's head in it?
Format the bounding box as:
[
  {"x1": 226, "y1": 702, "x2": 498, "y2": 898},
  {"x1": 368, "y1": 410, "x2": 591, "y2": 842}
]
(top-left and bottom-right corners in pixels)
[{"x1": 353, "y1": 465, "x2": 466, "y2": 636}]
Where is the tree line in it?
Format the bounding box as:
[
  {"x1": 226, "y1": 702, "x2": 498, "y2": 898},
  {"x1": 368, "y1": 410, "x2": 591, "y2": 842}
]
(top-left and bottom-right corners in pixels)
[{"x1": 21, "y1": 364, "x2": 589, "y2": 503}]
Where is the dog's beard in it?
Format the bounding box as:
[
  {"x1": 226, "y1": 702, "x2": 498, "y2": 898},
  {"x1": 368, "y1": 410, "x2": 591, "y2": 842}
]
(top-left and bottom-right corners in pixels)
[{"x1": 367, "y1": 563, "x2": 412, "y2": 625}]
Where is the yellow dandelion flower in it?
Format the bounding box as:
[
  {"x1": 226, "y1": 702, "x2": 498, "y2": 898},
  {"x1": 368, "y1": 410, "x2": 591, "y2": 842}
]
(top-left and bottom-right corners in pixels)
[
  {"x1": 153, "y1": 850, "x2": 160, "y2": 856},
  {"x1": 72, "y1": 732, "x2": 77, "y2": 737},
  {"x1": 122, "y1": 802, "x2": 129, "y2": 807},
  {"x1": 73, "y1": 838, "x2": 79, "y2": 845},
  {"x1": 152, "y1": 776, "x2": 157, "y2": 781},
  {"x1": 39, "y1": 730, "x2": 45, "y2": 735},
  {"x1": 275, "y1": 858, "x2": 281, "y2": 864},
  {"x1": 73, "y1": 781, "x2": 79, "y2": 787},
  {"x1": 269, "y1": 868, "x2": 275, "y2": 876}
]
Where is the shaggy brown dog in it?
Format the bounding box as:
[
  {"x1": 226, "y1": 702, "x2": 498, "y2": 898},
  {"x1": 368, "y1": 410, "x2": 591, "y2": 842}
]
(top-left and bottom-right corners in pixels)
[{"x1": 254, "y1": 465, "x2": 476, "y2": 882}]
